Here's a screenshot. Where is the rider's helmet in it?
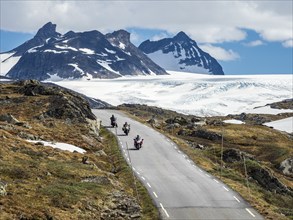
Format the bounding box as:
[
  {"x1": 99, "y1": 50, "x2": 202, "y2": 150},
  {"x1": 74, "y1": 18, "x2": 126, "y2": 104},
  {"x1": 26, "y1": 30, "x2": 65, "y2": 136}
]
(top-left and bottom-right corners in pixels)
[{"x1": 136, "y1": 135, "x2": 140, "y2": 139}]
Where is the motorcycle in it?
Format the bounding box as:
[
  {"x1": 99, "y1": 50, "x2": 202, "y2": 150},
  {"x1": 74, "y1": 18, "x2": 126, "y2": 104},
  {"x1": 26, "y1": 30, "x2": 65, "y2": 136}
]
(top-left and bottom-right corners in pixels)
[
  {"x1": 134, "y1": 138, "x2": 144, "y2": 150},
  {"x1": 122, "y1": 125, "x2": 130, "y2": 135}
]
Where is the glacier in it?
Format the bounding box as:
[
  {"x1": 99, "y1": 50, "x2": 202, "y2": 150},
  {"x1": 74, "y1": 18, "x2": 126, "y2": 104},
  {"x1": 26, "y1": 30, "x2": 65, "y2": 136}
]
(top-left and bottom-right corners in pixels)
[{"x1": 52, "y1": 71, "x2": 293, "y2": 117}]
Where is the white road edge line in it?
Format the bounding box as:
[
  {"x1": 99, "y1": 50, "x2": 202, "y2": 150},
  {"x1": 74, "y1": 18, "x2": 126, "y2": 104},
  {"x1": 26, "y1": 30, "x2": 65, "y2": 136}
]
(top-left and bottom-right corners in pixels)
[
  {"x1": 160, "y1": 203, "x2": 170, "y2": 218},
  {"x1": 153, "y1": 192, "x2": 158, "y2": 198},
  {"x1": 147, "y1": 182, "x2": 151, "y2": 188},
  {"x1": 246, "y1": 208, "x2": 256, "y2": 217},
  {"x1": 213, "y1": 179, "x2": 219, "y2": 183},
  {"x1": 233, "y1": 196, "x2": 240, "y2": 203},
  {"x1": 223, "y1": 186, "x2": 229, "y2": 191}
]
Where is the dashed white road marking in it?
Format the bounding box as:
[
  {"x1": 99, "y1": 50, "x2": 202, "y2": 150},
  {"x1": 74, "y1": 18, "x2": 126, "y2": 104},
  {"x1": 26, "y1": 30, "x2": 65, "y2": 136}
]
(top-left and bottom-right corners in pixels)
[
  {"x1": 160, "y1": 203, "x2": 170, "y2": 218},
  {"x1": 136, "y1": 171, "x2": 140, "y2": 175},
  {"x1": 246, "y1": 208, "x2": 256, "y2": 217},
  {"x1": 213, "y1": 179, "x2": 219, "y2": 183},
  {"x1": 147, "y1": 182, "x2": 151, "y2": 188},
  {"x1": 132, "y1": 167, "x2": 136, "y2": 171},
  {"x1": 223, "y1": 186, "x2": 229, "y2": 191},
  {"x1": 141, "y1": 176, "x2": 146, "y2": 180},
  {"x1": 199, "y1": 169, "x2": 203, "y2": 173},
  {"x1": 187, "y1": 160, "x2": 192, "y2": 163},
  {"x1": 178, "y1": 150, "x2": 182, "y2": 154},
  {"x1": 233, "y1": 196, "x2": 240, "y2": 203},
  {"x1": 153, "y1": 192, "x2": 158, "y2": 198},
  {"x1": 205, "y1": 174, "x2": 210, "y2": 177}
]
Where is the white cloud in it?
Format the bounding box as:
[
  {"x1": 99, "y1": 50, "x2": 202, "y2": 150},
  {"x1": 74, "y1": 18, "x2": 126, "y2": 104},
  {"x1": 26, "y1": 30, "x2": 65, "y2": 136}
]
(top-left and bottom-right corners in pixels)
[
  {"x1": 282, "y1": 39, "x2": 293, "y2": 48},
  {"x1": 243, "y1": 40, "x2": 264, "y2": 47},
  {"x1": 199, "y1": 44, "x2": 240, "y2": 61},
  {"x1": 0, "y1": 1, "x2": 292, "y2": 45},
  {"x1": 151, "y1": 33, "x2": 170, "y2": 41}
]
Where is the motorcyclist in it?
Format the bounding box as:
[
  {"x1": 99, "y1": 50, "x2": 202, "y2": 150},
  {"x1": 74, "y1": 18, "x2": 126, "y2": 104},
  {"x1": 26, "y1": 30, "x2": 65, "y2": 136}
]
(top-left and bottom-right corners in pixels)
[
  {"x1": 110, "y1": 114, "x2": 116, "y2": 122},
  {"x1": 123, "y1": 122, "x2": 130, "y2": 130},
  {"x1": 135, "y1": 135, "x2": 141, "y2": 142},
  {"x1": 134, "y1": 135, "x2": 143, "y2": 149},
  {"x1": 110, "y1": 114, "x2": 117, "y2": 127}
]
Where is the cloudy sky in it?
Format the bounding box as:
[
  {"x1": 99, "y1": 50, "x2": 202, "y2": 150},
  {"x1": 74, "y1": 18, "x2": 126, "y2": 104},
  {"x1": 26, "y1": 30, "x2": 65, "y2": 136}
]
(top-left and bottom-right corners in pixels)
[{"x1": 0, "y1": 0, "x2": 292, "y2": 74}]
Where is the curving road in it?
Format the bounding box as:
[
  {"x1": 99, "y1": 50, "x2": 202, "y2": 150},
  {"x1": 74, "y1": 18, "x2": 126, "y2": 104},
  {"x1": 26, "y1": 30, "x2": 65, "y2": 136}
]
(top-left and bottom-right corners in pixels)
[{"x1": 93, "y1": 109, "x2": 263, "y2": 220}]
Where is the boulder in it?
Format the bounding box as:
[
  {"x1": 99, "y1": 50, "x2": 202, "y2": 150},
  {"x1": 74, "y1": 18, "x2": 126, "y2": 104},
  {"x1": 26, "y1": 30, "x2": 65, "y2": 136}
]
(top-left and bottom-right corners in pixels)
[
  {"x1": 223, "y1": 149, "x2": 242, "y2": 163},
  {"x1": 0, "y1": 114, "x2": 19, "y2": 124},
  {"x1": 166, "y1": 116, "x2": 188, "y2": 125},
  {"x1": 248, "y1": 165, "x2": 292, "y2": 195},
  {"x1": 191, "y1": 129, "x2": 222, "y2": 141},
  {"x1": 0, "y1": 181, "x2": 7, "y2": 196},
  {"x1": 147, "y1": 117, "x2": 160, "y2": 128},
  {"x1": 279, "y1": 158, "x2": 293, "y2": 177},
  {"x1": 81, "y1": 176, "x2": 110, "y2": 185},
  {"x1": 101, "y1": 191, "x2": 141, "y2": 220},
  {"x1": 95, "y1": 150, "x2": 107, "y2": 157}
]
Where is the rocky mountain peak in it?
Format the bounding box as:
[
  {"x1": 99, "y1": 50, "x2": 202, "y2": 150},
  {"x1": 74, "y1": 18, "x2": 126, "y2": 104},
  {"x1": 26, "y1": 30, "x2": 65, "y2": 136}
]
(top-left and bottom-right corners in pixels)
[
  {"x1": 138, "y1": 32, "x2": 224, "y2": 75},
  {"x1": 105, "y1": 30, "x2": 131, "y2": 47},
  {"x1": 2, "y1": 23, "x2": 167, "y2": 80},
  {"x1": 35, "y1": 22, "x2": 60, "y2": 39},
  {"x1": 173, "y1": 31, "x2": 191, "y2": 42}
]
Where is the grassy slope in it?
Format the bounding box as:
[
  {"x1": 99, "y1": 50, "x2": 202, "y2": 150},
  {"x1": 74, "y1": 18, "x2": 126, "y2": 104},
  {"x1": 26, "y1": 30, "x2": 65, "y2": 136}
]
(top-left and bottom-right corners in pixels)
[{"x1": 0, "y1": 83, "x2": 158, "y2": 219}]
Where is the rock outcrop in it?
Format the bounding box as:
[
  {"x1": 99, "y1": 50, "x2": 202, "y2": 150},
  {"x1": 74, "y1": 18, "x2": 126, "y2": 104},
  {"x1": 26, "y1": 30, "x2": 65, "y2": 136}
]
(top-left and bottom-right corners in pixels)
[{"x1": 279, "y1": 158, "x2": 293, "y2": 177}]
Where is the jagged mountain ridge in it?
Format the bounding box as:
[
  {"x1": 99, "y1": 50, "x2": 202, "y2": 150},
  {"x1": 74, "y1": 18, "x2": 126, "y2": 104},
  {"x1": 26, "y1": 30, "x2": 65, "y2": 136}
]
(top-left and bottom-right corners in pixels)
[
  {"x1": 1, "y1": 22, "x2": 167, "y2": 80},
  {"x1": 139, "y1": 31, "x2": 224, "y2": 75}
]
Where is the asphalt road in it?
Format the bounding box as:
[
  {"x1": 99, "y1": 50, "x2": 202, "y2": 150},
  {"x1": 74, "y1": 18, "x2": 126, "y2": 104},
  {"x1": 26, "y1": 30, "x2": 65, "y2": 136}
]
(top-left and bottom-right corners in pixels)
[{"x1": 93, "y1": 109, "x2": 263, "y2": 220}]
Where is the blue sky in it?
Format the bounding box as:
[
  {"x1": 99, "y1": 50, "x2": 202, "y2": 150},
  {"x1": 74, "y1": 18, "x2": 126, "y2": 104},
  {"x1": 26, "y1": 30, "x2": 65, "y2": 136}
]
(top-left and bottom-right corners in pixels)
[{"x1": 1, "y1": 1, "x2": 292, "y2": 75}]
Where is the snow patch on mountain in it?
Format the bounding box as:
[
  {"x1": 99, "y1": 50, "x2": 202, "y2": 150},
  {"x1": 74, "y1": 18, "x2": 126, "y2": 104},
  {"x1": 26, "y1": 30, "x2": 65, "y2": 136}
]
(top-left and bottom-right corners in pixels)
[
  {"x1": 44, "y1": 49, "x2": 68, "y2": 54},
  {"x1": 105, "y1": 48, "x2": 116, "y2": 54},
  {"x1": 264, "y1": 117, "x2": 293, "y2": 133},
  {"x1": 148, "y1": 50, "x2": 210, "y2": 73},
  {"x1": 28, "y1": 140, "x2": 86, "y2": 153},
  {"x1": 0, "y1": 53, "x2": 21, "y2": 76},
  {"x1": 96, "y1": 60, "x2": 121, "y2": 76},
  {"x1": 68, "y1": 63, "x2": 85, "y2": 74},
  {"x1": 79, "y1": 48, "x2": 95, "y2": 54},
  {"x1": 55, "y1": 45, "x2": 78, "y2": 51}
]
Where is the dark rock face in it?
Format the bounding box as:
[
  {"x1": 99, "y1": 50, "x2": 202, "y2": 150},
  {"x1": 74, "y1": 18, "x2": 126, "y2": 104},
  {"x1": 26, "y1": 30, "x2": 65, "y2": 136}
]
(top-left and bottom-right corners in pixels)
[
  {"x1": 191, "y1": 129, "x2": 222, "y2": 141},
  {"x1": 249, "y1": 166, "x2": 291, "y2": 195},
  {"x1": 16, "y1": 80, "x2": 96, "y2": 123},
  {"x1": 223, "y1": 148, "x2": 254, "y2": 163},
  {"x1": 139, "y1": 31, "x2": 224, "y2": 75},
  {"x1": 165, "y1": 116, "x2": 188, "y2": 125},
  {"x1": 3, "y1": 23, "x2": 167, "y2": 80},
  {"x1": 223, "y1": 149, "x2": 243, "y2": 163}
]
